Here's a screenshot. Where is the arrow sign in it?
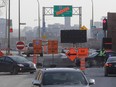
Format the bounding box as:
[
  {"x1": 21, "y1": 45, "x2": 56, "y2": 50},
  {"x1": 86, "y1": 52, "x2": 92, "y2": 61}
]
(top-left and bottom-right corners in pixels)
[{"x1": 66, "y1": 48, "x2": 77, "y2": 61}]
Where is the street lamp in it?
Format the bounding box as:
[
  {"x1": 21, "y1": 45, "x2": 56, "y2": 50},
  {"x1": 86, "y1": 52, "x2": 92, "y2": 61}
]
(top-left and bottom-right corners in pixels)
[
  {"x1": 91, "y1": 0, "x2": 94, "y2": 28},
  {"x1": 2, "y1": 0, "x2": 8, "y2": 54},
  {"x1": 36, "y1": 0, "x2": 41, "y2": 39},
  {"x1": 8, "y1": 0, "x2": 10, "y2": 55}
]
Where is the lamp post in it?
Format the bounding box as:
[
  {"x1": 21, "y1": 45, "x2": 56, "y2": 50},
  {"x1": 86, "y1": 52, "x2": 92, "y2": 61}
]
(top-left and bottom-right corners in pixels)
[
  {"x1": 36, "y1": 0, "x2": 40, "y2": 39},
  {"x1": 2, "y1": 0, "x2": 8, "y2": 54},
  {"x1": 19, "y1": 0, "x2": 20, "y2": 41},
  {"x1": 91, "y1": 0, "x2": 94, "y2": 28},
  {"x1": 7, "y1": 0, "x2": 10, "y2": 55}
]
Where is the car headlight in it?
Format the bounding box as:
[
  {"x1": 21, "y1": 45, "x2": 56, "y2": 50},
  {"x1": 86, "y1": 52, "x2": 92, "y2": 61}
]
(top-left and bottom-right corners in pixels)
[
  {"x1": 17, "y1": 64, "x2": 24, "y2": 67},
  {"x1": 33, "y1": 63, "x2": 37, "y2": 69}
]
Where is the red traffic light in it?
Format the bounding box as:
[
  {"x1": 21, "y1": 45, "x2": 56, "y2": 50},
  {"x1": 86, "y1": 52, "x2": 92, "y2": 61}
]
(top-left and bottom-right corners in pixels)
[
  {"x1": 103, "y1": 18, "x2": 107, "y2": 30},
  {"x1": 103, "y1": 19, "x2": 106, "y2": 23}
]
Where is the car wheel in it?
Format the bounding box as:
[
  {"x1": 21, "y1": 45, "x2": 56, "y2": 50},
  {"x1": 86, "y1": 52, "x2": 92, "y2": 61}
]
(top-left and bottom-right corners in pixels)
[
  {"x1": 10, "y1": 68, "x2": 18, "y2": 75},
  {"x1": 104, "y1": 70, "x2": 108, "y2": 77},
  {"x1": 27, "y1": 53, "x2": 30, "y2": 57},
  {"x1": 40, "y1": 53, "x2": 43, "y2": 57},
  {"x1": 36, "y1": 63, "x2": 42, "y2": 68},
  {"x1": 30, "y1": 72, "x2": 34, "y2": 74}
]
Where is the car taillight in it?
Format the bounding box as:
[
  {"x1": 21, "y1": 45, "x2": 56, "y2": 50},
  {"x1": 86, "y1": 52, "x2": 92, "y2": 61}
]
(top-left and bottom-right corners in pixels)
[
  {"x1": 105, "y1": 63, "x2": 112, "y2": 67},
  {"x1": 108, "y1": 63, "x2": 112, "y2": 67}
]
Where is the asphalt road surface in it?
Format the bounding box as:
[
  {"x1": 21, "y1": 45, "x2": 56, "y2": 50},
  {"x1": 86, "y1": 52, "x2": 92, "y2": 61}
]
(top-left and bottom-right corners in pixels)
[{"x1": 0, "y1": 68, "x2": 116, "y2": 87}]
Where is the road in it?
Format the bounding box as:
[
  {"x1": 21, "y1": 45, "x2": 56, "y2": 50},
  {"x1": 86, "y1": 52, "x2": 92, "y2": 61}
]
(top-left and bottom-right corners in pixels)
[
  {"x1": 85, "y1": 68, "x2": 116, "y2": 87},
  {"x1": 0, "y1": 68, "x2": 116, "y2": 87}
]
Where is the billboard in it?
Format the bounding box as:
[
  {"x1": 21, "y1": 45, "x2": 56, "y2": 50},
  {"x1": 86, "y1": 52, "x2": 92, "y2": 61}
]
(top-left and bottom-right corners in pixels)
[{"x1": 61, "y1": 30, "x2": 87, "y2": 43}]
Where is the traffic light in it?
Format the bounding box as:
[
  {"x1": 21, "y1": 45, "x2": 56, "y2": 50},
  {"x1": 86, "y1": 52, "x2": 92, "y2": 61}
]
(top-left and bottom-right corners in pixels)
[{"x1": 103, "y1": 18, "x2": 108, "y2": 30}]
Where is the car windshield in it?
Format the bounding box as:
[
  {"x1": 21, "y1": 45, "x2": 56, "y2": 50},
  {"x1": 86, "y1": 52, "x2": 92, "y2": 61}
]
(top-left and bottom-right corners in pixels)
[
  {"x1": 11, "y1": 56, "x2": 29, "y2": 63},
  {"x1": 42, "y1": 71, "x2": 88, "y2": 85},
  {"x1": 107, "y1": 57, "x2": 116, "y2": 62}
]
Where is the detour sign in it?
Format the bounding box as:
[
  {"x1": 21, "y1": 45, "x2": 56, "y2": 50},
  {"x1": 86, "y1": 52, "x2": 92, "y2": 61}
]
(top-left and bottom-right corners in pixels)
[{"x1": 77, "y1": 48, "x2": 88, "y2": 58}]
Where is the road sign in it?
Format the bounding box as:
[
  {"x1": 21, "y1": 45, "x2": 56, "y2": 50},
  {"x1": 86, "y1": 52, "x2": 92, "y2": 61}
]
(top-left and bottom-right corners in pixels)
[
  {"x1": 80, "y1": 25, "x2": 88, "y2": 30},
  {"x1": 77, "y1": 48, "x2": 88, "y2": 58},
  {"x1": 48, "y1": 40, "x2": 58, "y2": 54},
  {"x1": 66, "y1": 48, "x2": 77, "y2": 61},
  {"x1": 33, "y1": 40, "x2": 42, "y2": 54},
  {"x1": 54, "y1": 5, "x2": 72, "y2": 17},
  {"x1": 16, "y1": 41, "x2": 25, "y2": 50}
]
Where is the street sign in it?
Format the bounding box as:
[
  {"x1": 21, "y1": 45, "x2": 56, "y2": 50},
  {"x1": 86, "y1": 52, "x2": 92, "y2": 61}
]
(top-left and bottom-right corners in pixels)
[
  {"x1": 77, "y1": 48, "x2": 88, "y2": 58},
  {"x1": 33, "y1": 40, "x2": 42, "y2": 54},
  {"x1": 66, "y1": 48, "x2": 77, "y2": 61},
  {"x1": 48, "y1": 40, "x2": 58, "y2": 54},
  {"x1": 54, "y1": 5, "x2": 72, "y2": 17},
  {"x1": 80, "y1": 25, "x2": 88, "y2": 30},
  {"x1": 16, "y1": 41, "x2": 25, "y2": 50}
]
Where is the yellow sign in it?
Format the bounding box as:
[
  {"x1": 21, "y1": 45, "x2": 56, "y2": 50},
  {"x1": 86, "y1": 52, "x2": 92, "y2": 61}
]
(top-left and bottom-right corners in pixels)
[
  {"x1": 42, "y1": 35, "x2": 46, "y2": 39},
  {"x1": 80, "y1": 25, "x2": 88, "y2": 30}
]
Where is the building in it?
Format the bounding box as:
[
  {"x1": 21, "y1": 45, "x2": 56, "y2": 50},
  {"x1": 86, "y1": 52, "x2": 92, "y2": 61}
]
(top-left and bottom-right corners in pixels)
[{"x1": 107, "y1": 12, "x2": 116, "y2": 51}]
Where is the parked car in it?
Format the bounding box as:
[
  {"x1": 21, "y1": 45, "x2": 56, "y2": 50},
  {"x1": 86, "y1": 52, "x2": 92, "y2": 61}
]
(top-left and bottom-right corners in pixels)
[
  {"x1": 104, "y1": 56, "x2": 116, "y2": 76},
  {"x1": 22, "y1": 42, "x2": 43, "y2": 57},
  {"x1": 0, "y1": 55, "x2": 36, "y2": 74},
  {"x1": 32, "y1": 68, "x2": 95, "y2": 87}
]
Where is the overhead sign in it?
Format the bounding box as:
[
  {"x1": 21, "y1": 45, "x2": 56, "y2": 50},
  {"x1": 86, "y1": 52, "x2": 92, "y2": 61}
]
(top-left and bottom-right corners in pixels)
[
  {"x1": 66, "y1": 48, "x2": 77, "y2": 61},
  {"x1": 54, "y1": 5, "x2": 72, "y2": 17},
  {"x1": 48, "y1": 40, "x2": 58, "y2": 54},
  {"x1": 33, "y1": 40, "x2": 42, "y2": 54},
  {"x1": 16, "y1": 41, "x2": 25, "y2": 50},
  {"x1": 77, "y1": 48, "x2": 89, "y2": 58}
]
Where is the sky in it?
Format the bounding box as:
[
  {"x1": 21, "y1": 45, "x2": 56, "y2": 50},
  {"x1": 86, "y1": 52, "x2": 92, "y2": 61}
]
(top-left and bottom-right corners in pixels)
[{"x1": 0, "y1": 0, "x2": 116, "y2": 29}]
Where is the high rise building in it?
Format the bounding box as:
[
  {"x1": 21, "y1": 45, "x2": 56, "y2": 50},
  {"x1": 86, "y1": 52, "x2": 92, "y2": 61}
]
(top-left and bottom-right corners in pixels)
[{"x1": 64, "y1": 17, "x2": 71, "y2": 29}]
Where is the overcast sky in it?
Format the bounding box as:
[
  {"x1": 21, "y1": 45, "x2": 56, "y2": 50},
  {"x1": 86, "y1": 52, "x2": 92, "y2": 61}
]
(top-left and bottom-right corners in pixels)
[{"x1": 0, "y1": 0, "x2": 116, "y2": 29}]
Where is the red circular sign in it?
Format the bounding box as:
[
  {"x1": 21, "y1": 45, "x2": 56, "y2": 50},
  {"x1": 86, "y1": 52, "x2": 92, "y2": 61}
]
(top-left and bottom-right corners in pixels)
[{"x1": 16, "y1": 41, "x2": 25, "y2": 50}]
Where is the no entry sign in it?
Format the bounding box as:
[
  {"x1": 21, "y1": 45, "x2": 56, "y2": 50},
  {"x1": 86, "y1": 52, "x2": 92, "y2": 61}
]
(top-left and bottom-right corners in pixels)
[{"x1": 16, "y1": 41, "x2": 25, "y2": 50}]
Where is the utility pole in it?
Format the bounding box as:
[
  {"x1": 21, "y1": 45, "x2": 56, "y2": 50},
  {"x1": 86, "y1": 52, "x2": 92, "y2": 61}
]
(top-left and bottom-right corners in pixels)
[
  {"x1": 91, "y1": 0, "x2": 94, "y2": 28},
  {"x1": 19, "y1": 0, "x2": 20, "y2": 41},
  {"x1": 8, "y1": 0, "x2": 10, "y2": 55},
  {"x1": 37, "y1": 0, "x2": 40, "y2": 39},
  {"x1": 18, "y1": 0, "x2": 21, "y2": 55}
]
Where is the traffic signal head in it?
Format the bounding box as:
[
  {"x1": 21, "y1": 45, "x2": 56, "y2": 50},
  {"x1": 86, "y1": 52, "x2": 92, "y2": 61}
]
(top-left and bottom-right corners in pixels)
[{"x1": 103, "y1": 18, "x2": 108, "y2": 30}]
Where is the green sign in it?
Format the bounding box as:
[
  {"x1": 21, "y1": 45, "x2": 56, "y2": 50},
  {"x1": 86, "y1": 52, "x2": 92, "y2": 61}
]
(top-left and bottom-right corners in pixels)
[{"x1": 54, "y1": 5, "x2": 72, "y2": 17}]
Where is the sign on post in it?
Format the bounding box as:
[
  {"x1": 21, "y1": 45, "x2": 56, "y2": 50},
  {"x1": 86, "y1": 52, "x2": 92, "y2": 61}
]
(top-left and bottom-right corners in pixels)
[
  {"x1": 16, "y1": 41, "x2": 25, "y2": 50},
  {"x1": 48, "y1": 40, "x2": 58, "y2": 54},
  {"x1": 77, "y1": 48, "x2": 89, "y2": 58},
  {"x1": 77, "y1": 48, "x2": 89, "y2": 71},
  {"x1": 33, "y1": 40, "x2": 42, "y2": 54},
  {"x1": 54, "y1": 5, "x2": 72, "y2": 17},
  {"x1": 66, "y1": 48, "x2": 77, "y2": 61}
]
